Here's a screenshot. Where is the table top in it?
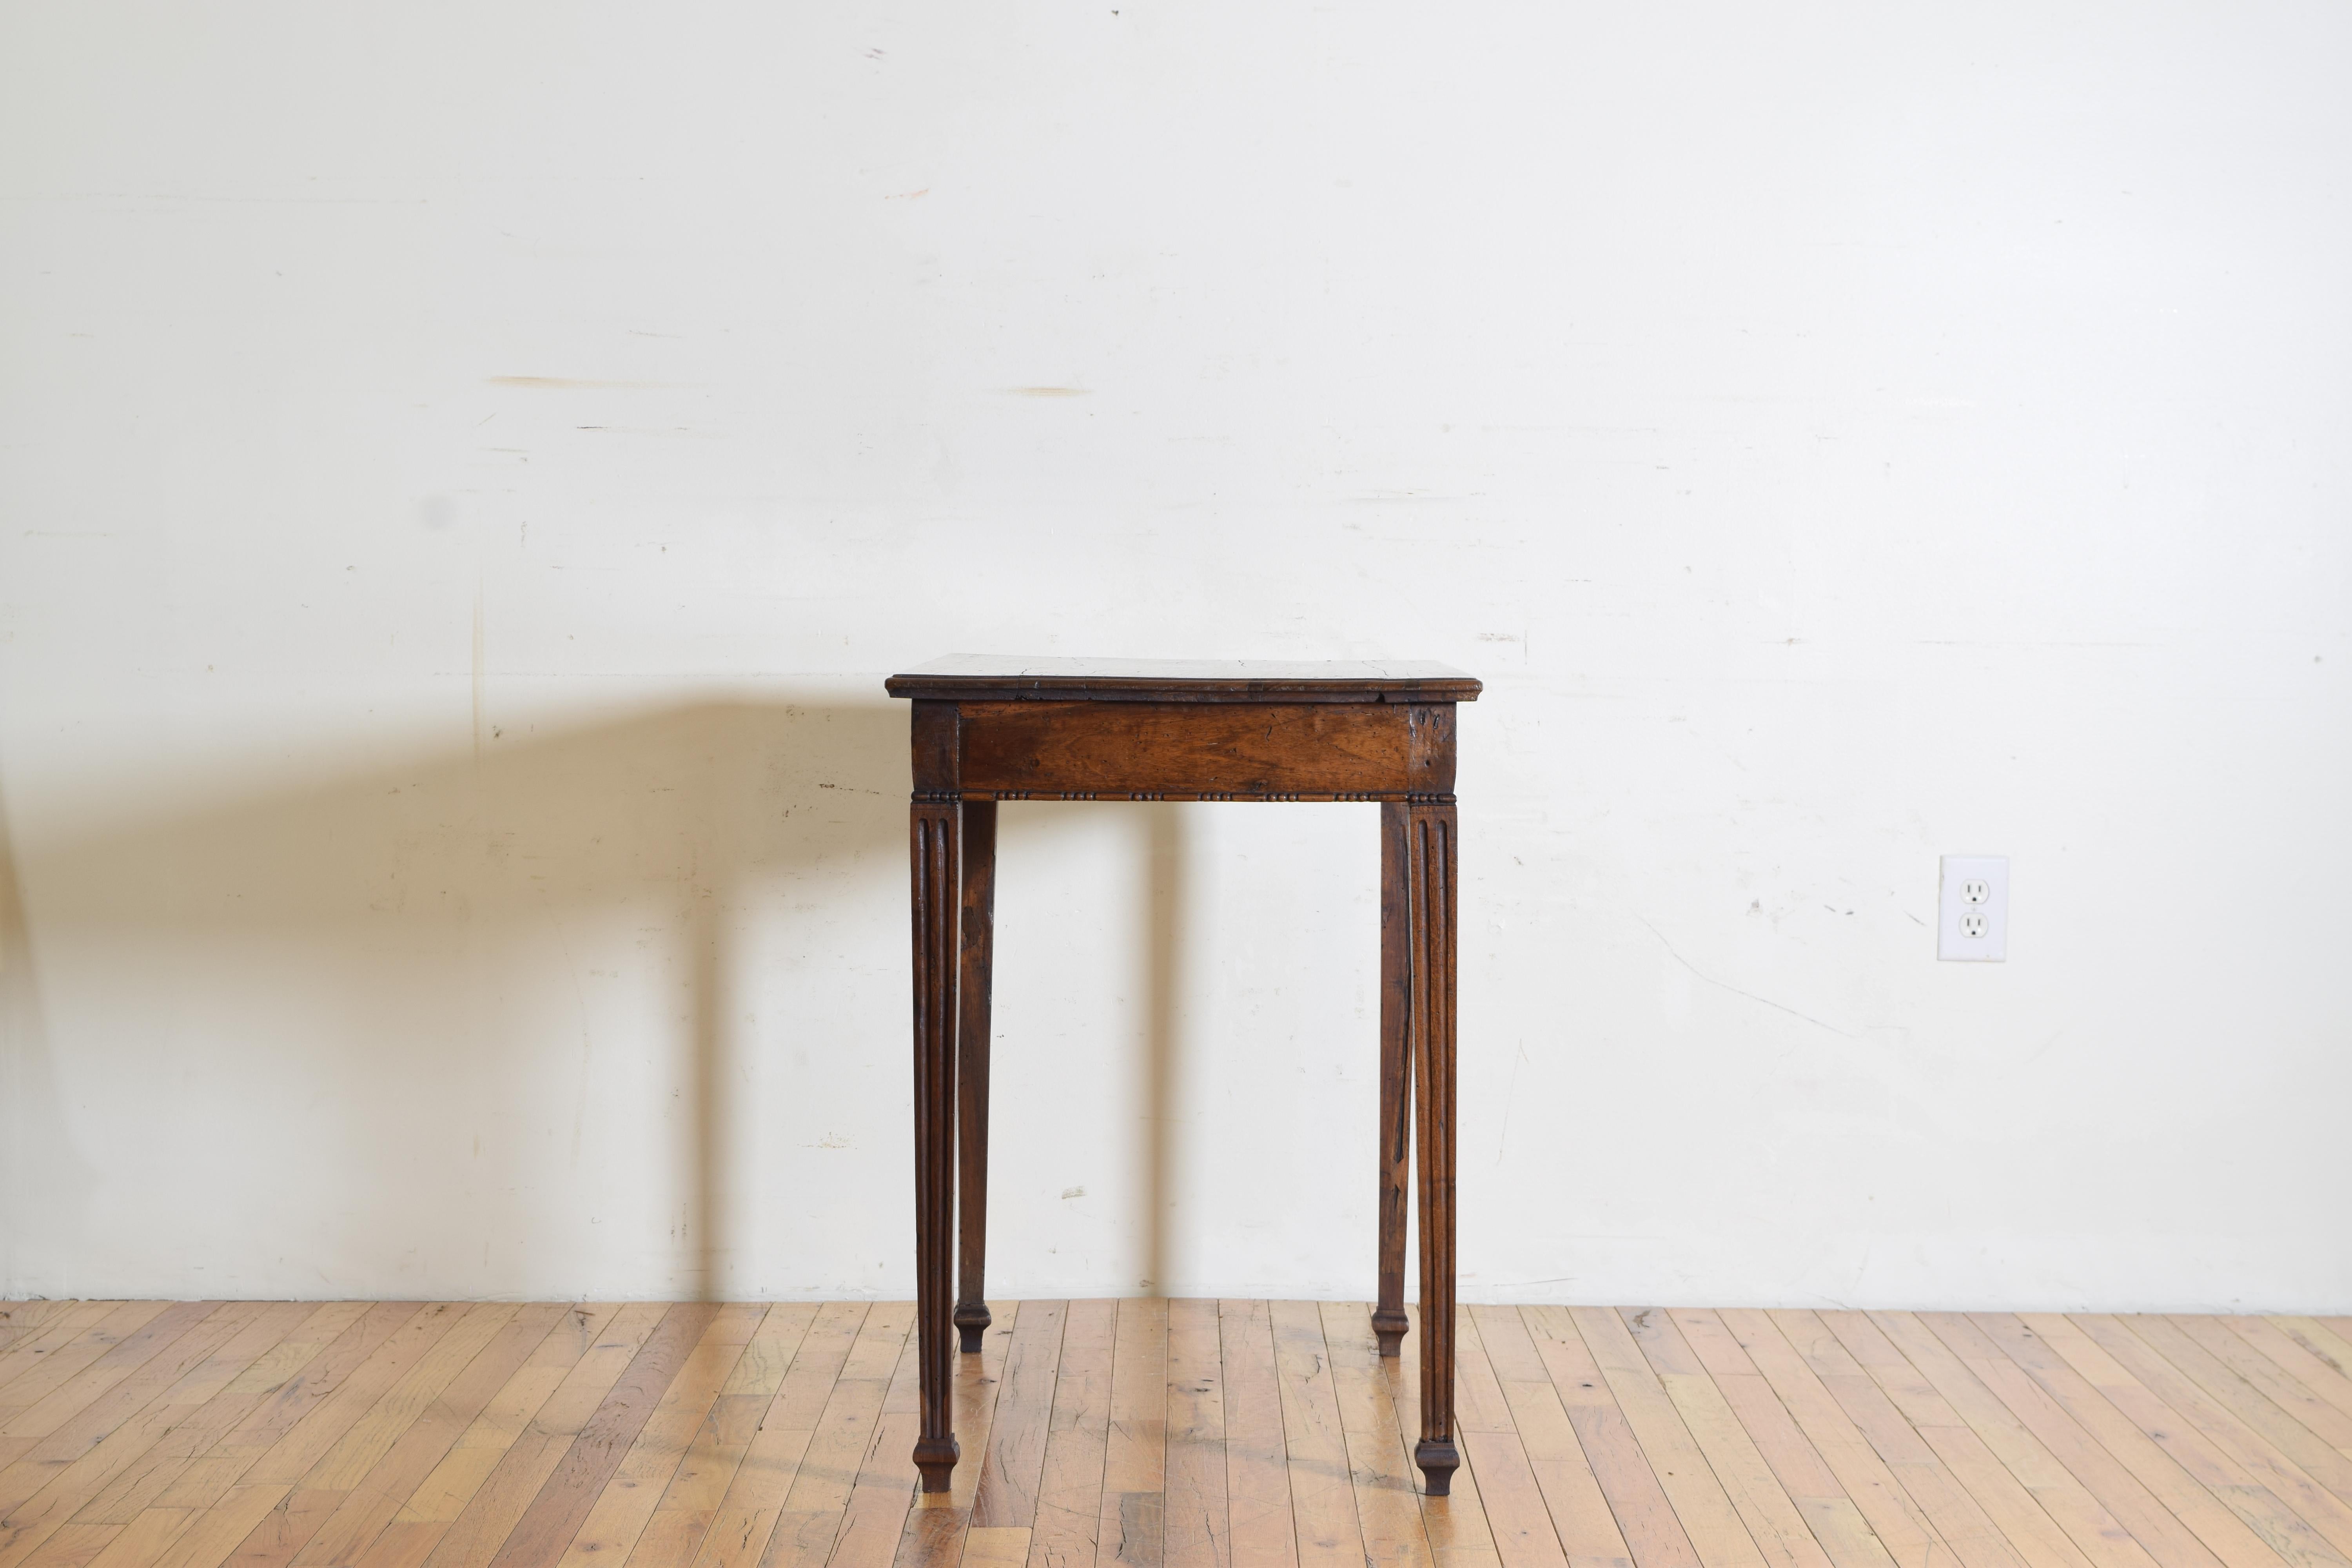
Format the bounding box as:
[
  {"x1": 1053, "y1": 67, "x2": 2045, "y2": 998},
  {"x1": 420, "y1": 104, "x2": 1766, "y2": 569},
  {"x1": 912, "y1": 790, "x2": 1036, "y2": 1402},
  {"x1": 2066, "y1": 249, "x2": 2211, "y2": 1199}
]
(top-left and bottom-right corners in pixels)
[{"x1": 885, "y1": 655, "x2": 1482, "y2": 704}]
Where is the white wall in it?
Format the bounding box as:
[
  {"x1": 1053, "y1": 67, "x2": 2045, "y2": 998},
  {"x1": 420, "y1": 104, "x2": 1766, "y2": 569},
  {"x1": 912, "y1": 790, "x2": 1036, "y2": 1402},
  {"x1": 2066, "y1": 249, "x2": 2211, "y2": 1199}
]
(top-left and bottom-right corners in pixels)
[{"x1": 3, "y1": 2, "x2": 2347, "y2": 1311}]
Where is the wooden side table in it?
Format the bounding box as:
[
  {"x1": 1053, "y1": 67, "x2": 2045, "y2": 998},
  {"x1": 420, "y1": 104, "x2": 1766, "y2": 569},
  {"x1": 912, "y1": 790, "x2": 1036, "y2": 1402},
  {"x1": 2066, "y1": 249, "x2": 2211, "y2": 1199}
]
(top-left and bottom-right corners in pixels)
[{"x1": 884, "y1": 657, "x2": 1481, "y2": 1496}]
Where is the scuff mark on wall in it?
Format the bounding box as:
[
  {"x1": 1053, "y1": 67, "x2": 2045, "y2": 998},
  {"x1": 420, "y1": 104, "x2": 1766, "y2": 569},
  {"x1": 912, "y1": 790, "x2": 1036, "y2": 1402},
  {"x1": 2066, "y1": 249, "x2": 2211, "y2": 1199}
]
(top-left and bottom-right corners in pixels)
[
  {"x1": 471, "y1": 592, "x2": 486, "y2": 765},
  {"x1": 1636, "y1": 915, "x2": 1853, "y2": 1039},
  {"x1": 486, "y1": 377, "x2": 672, "y2": 389}
]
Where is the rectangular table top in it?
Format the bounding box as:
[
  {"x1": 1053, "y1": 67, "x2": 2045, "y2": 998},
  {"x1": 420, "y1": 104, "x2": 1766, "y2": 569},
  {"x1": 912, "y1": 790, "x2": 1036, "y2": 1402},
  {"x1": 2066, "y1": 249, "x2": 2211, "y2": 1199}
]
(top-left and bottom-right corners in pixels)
[{"x1": 886, "y1": 655, "x2": 1481, "y2": 704}]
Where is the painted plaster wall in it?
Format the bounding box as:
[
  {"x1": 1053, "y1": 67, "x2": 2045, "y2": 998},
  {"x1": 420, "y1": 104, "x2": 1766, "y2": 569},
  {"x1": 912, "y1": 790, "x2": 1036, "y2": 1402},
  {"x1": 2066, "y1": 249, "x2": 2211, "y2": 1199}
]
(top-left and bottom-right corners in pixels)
[{"x1": 3, "y1": 2, "x2": 2347, "y2": 1307}]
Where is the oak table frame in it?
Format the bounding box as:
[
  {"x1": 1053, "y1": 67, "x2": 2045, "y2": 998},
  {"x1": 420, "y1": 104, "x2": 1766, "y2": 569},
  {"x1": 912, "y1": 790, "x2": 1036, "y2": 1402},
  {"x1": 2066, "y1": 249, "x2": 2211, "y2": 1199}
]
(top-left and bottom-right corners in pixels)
[{"x1": 884, "y1": 657, "x2": 1481, "y2": 1497}]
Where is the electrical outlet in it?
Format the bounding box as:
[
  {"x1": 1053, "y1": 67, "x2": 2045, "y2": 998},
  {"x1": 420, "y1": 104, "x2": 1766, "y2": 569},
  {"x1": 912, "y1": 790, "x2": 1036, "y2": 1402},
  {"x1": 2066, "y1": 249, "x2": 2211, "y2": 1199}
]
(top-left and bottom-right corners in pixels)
[{"x1": 1938, "y1": 855, "x2": 2008, "y2": 961}]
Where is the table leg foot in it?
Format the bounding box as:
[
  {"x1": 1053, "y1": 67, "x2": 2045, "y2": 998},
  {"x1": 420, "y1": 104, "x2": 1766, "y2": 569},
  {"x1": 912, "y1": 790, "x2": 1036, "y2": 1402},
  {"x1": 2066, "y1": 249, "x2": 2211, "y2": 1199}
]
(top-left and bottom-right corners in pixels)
[
  {"x1": 1415, "y1": 1438, "x2": 1461, "y2": 1496},
  {"x1": 915, "y1": 1434, "x2": 960, "y2": 1494},
  {"x1": 1372, "y1": 1307, "x2": 1408, "y2": 1357},
  {"x1": 954, "y1": 1300, "x2": 991, "y2": 1354}
]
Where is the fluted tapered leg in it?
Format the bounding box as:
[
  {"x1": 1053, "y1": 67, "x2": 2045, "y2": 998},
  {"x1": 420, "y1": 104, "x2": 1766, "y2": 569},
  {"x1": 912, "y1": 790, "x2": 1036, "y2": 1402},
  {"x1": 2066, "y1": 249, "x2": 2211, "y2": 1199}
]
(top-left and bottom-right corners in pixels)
[
  {"x1": 955, "y1": 800, "x2": 997, "y2": 1354},
  {"x1": 910, "y1": 799, "x2": 961, "y2": 1492},
  {"x1": 1374, "y1": 802, "x2": 1413, "y2": 1357},
  {"x1": 1407, "y1": 799, "x2": 1460, "y2": 1496}
]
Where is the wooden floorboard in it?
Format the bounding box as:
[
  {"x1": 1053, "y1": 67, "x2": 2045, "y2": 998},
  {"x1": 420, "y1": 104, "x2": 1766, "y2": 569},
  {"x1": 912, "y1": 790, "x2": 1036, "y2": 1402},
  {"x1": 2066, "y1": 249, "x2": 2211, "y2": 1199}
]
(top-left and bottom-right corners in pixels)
[{"x1": 0, "y1": 1305, "x2": 2342, "y2": 1568}]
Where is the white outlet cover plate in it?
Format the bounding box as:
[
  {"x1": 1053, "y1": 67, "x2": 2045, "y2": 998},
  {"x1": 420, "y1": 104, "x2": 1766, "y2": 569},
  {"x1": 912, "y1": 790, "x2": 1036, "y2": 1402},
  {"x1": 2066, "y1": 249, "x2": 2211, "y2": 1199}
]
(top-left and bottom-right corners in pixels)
[{"x1": 1938, "y1": 855, "x2": 2009, "y2": 961}]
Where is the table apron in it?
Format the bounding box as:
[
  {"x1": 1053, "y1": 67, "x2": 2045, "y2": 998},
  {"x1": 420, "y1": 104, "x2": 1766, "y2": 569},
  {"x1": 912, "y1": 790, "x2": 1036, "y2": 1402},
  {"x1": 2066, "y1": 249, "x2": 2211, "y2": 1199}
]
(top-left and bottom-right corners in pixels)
[{"x1": 933, "y1": 699, "x2": 1456, "y2": 800}]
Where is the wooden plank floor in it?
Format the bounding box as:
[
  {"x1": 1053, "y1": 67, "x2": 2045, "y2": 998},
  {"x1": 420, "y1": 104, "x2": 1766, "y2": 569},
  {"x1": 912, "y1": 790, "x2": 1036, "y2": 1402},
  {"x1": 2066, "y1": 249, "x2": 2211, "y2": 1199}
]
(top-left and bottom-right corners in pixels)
[{"x1": 1, "y1": 1303, "x2": 2348, "y2": 1568}]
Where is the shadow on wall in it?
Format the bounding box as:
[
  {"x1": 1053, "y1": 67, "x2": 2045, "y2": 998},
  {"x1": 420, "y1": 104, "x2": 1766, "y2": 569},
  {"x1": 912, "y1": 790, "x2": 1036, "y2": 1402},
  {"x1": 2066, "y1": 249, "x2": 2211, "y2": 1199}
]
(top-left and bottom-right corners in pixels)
[
  {"x1": 6, "y1": 697, "x2": 1198, "y2": 1299},
  {"x1": 2, "y1": 773, "x2": 96, "y2": 1290}
]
